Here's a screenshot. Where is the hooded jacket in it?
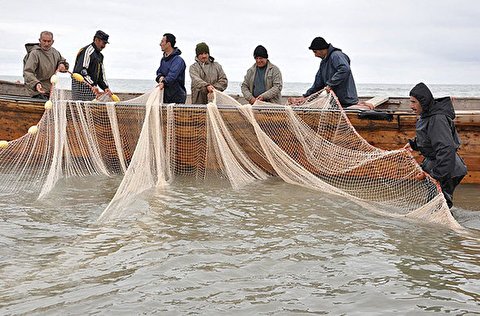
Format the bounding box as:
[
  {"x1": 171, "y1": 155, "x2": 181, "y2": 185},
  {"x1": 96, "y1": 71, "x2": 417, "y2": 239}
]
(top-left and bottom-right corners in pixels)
[
  {"x1": 189, "y1": 56, "x2": 228, "y2": 104},
  {"x1": 156, "y1": 48, "x2": 187, "y2": 104},
  {"x1": 409, "y1": 82, "x2": 467, "y2": 181},
  {"x1": 304, "y1": 44, "x2": 358, "y2": 106},
  {"x1": 241, "y1": 60, "x2": 283, "y2": 104},
  {"x1": 23, "y1": 43, "x2": 67, "y2": 96},
  {"x1": 73, "y1": 43, "x2": 109, "y2": 90}
]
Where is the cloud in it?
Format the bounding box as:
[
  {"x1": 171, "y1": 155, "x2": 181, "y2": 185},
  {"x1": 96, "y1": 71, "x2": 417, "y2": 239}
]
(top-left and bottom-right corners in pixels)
[{"x1": 1, "y1": 0, "x2": 480, "y2": 84}]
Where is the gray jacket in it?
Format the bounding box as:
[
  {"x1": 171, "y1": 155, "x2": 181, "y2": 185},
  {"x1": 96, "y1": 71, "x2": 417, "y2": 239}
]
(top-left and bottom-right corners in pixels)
[
  {"x1": 23, "y1": 44, "x2": 67, "y2": 96},
  {"x1": 189, "y1": 56, "x2": 228, "y2": 104},
  {"x1": 241, "y1": 61, "x2": 282, "y2": 104},
  {"x1": 409, "y1": 83, "x2": 467, "y2": 181}
]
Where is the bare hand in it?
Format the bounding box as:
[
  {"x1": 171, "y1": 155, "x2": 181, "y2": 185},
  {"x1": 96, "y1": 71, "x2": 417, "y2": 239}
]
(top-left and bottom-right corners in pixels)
[
  {"x1": 325, "y1": 85, "x2": 332, "y2": 92},
  {"x1": 256, "y1": 96, "x2": 264, "y2": 102},
  {"x1": 158, "y1": 82, "x2": 165, "y2": 90},
  {"x1": 288, "y1": 97, "x2": 306, "y2": 106},
  {"x1": 207, "y1": 92, "x2": 214, "y2": 101},
  {"x1": 415, "y1": 171, "x2": 427, "y2": 180},
  {"x1": 207, "y1": 85, "x2": 214, "y2": 93},
  {"x1": 92, "y1": 86, "x2": 101, "y2": 97},
  {"x1": 404, "y1": 143, "x2": 413, "y2": 153},
  {"x1": 57, "y1": 63, "x2": 67, "y2": 73},
  {"x1": 104, "y1": 88, "x2": 113, "y2": 96},
  {"x1": 249, "y1": 97, "x2": 256, "y2": 105},
  {"x1": 36, "y1": 83, "x2": 46, "y2": 94}
]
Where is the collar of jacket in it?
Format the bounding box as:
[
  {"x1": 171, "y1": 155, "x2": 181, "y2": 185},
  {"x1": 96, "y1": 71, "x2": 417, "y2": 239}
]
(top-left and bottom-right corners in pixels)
[
  {"x1": 195, "y1": 56, "x2": 215, "y2": 64},
  {"x1": 253, "y1": 60, "x2": 273, "y2": 71},
  {"x1": 90, "y1": 42, "x2": 103, "y2": 53}
]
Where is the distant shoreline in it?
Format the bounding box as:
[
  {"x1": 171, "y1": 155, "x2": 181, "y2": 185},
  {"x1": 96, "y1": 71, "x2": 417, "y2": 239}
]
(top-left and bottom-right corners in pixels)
[{"x1": 2, "y1": 75, "x2": 480, "y2": 97}]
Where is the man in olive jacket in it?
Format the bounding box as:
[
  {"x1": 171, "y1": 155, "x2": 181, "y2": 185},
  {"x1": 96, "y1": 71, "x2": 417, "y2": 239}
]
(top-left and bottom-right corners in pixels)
[
  {"x1": 241, "y1": 45, "x2": 283, "y2": 104},
  {"x1": 23, "y1": 31, "x2": 68, "y2": 98},
  {"x1": 189, "y1": 42, "x2": 228, "y2": 104}
]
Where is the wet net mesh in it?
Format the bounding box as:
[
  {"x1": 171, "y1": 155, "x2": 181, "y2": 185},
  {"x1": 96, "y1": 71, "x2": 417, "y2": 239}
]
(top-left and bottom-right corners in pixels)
[{"x1": 0, "y1": 74, "x2": 461, "y2": 229}]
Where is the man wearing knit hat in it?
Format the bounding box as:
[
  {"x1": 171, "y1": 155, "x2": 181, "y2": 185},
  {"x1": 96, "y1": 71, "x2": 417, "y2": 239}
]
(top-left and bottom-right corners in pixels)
[
  {"x1": 189, "y1": 42, "x2": 228, "y2": 104},
  {"x1": 241, "y1": 45, "x2": 283, "y2": 104},
  {"x1": 290, "y1": 37, "x2": 358, "y2": 107}
]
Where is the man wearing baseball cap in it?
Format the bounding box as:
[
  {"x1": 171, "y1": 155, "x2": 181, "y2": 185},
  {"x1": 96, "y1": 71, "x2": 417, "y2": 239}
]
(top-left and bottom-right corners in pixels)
[
  {"x1": 292, "y1": 37, "x2": 358, "y2": 107},
  {"x1": 72, "y1": 30, "x2": 111, "y2": 100}
]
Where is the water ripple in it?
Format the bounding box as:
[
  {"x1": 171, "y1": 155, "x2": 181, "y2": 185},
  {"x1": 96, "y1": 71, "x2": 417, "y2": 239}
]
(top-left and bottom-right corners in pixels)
[{"x1": 0, "y1": 176, "x2": 479, "y2": 314}]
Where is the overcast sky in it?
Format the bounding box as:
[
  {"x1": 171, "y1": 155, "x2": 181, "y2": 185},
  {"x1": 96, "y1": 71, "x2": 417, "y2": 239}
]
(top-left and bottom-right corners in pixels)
[{"x1": 1, "y1": 0, "x2": 479, "y2": 85}]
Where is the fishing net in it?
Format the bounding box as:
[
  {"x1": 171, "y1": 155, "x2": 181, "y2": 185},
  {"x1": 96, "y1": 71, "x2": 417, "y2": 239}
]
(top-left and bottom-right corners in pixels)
[{"x1": 0, "y1": 74, "x2": 461, "y2": 229}]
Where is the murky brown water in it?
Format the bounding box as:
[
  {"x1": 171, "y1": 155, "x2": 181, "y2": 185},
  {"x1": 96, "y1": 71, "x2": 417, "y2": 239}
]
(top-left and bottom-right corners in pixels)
[{"x1": 1, "y1": 176, "x2": 479, "y2": 314}]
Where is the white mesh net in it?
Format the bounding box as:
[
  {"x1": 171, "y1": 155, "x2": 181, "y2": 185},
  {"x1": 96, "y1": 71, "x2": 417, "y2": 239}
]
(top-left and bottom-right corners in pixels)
[{"x1": 0, "y1": 74, "x2": 461, "y2": 229}]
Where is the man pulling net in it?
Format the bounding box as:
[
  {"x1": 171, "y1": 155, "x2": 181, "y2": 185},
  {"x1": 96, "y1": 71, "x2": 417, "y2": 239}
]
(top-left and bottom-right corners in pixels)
[
  {"x1": 0, "y1": 76, "x2": 463, "y2": 230},
  {"x1": 72, "y1": 30, "x2": 113, "y2": 101}
]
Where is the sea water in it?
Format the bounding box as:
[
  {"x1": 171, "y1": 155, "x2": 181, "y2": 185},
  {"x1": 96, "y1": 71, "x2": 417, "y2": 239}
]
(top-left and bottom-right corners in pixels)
[
  {"x1": 114, "y1": 80, "x2": 480, "y2": 98},
  {"x1": 0, "y1": 176, "x2": 479, "y2": 314},
  {"x1": 0, "y1": 76, "x2": 479, "y2": 314},
  {"x1": 2, "y1": 75, "x2": 480, "y2": 97},
  {"x1": 53, "y1": 80, "x2": 480, "y2": 98}
]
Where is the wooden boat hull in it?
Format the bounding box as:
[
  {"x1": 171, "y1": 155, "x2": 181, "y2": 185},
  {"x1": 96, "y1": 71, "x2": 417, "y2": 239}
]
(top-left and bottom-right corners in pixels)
[{"x1": 1, "y1": 94, "x2": 479, "y2": 184}]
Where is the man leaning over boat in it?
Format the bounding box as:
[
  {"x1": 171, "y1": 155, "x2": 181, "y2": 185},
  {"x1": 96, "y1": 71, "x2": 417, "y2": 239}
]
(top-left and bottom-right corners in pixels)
[
  {"x1": 23, "y1": 31, "x2": 69, "y2": 99},
  {"x1": 72, "y1": 30, "x2": 112, "y2": 101},
  {"x1": 289, "y1": 36, "x2": 372, "y2": 108}
]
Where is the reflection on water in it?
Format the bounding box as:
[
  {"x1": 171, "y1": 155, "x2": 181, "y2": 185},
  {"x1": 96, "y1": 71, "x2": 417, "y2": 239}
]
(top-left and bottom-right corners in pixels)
[{"x1": 0, "y1": 176, "x2": 479, "y2": 314}]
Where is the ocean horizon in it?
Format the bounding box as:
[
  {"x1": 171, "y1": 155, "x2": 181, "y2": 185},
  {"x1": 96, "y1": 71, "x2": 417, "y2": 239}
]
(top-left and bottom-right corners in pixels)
[{"x1": 2, "y1": 75, "x2": 479, "y2": 97}]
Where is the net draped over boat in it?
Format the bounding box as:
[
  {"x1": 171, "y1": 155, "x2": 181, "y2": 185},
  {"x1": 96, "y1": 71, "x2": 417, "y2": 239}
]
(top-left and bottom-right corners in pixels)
[{"x1": 0, "y1": 74, "x2": 461, "y2": 229}]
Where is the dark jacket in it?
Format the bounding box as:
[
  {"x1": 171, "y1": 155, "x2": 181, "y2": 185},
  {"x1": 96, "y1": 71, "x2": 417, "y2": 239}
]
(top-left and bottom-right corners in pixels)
[
  {"x1": 156, "y1": 48, "x2": 187, "y2": 104},
  {"x1": 409, "y1": 83, "x2": 467, "y2": 182},
  {"x1": 304, "y1": 44, "x2": 358, "y2": 106},
  {"x1": 73, "y1": 43, "x2": 108, "y2": 90}
]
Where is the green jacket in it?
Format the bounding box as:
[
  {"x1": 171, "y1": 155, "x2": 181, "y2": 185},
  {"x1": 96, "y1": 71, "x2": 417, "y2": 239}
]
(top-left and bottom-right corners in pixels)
[
  {"x1": 189, "y1": 56, "x2": 228, "y2": 104},
  {"x1": 241, "y1": 61, "x2": 283, "y2": 104},
  {"x1": 23, "y1": 44, "x2": 66, "y2": 96}
]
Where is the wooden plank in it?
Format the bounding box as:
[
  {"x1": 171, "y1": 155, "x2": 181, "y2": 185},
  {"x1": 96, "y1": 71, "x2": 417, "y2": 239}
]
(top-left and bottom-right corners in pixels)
[
  {"x1": 461, "y1": 171, "x2": 480, "y2": 184},
  {"x1": 365, "y1": 96, "x2": 389, "y2": 107}
]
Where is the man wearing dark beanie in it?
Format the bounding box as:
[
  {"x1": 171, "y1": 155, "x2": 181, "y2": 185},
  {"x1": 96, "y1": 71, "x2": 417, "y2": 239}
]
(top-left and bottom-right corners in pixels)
[
  {"x1": 253, "y1": 45, "x2": 268, "y2": 59},
  {"x1": 241, "y1": 45, "x2": 283, "y2": 104},
  {"x1": 189, "y1": 42, "x2": 228, "y2": 104},
  {"x1": 290, "y1": 37, "x2": 358, "y2": 107}
]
